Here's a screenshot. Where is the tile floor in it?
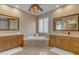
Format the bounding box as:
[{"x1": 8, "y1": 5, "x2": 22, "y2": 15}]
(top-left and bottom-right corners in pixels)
[
  {"x1": 13, "y1": 40, "x2": 57, "y2": 55},
  {"x1": 14, "y1": 46, "x2": 57, "y2": 55}
]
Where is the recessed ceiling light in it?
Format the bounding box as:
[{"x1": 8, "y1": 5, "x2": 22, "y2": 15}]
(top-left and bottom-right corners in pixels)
[
  {"x1": 56, "y1": 5, "x2": 60, "y2": 8},
  {"x1": 15, "y1": 5, "x2": 19, "y2": 8}
]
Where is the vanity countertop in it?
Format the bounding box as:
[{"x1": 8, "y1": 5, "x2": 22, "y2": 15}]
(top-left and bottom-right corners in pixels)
[
  {"x1": 50, "y1": 33, "x2": 79, "y2": 38},
  {"x1": 0, "y1": 33, "x2": 23, "y2": 37}
]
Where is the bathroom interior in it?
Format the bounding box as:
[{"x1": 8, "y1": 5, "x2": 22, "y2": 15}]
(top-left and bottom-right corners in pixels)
[{"x1": 0, "y1": 4, "x2": 79, "y2": 55}]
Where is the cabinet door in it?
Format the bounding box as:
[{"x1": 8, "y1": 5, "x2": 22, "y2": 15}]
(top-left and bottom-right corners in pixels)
[
  {"x1": 54, "y1": 36, "x2": 61, "y2": 48},
  {"x1": 49, "y1": 35, "x2": 55, "y2": 47},
  {"x1": 1, "y1": 37, "x2": 9, "y2": 51},
  {"x1": 60, "y1": 36, "x2": 70, "y2": 51},
  {"x1": 17, "y1": 35, "x2": 23, "y2": 47},
  {"x1": 54, "y1": 36, "x2": 70, "y2": 51},
  {"x1": 0, "y1": 38, "x2": 2, "y2": 51},
  {"x1": 70, "y1": 37, "x2": 79, "y2": 54},
  {"x1": 8, "y1": 35, "x2": 18, "y2": 49}
]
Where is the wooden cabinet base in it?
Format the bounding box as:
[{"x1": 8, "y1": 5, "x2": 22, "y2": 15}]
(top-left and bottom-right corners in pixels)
[
  {"x1": 49, "y1": 35, "x2": 79, "y2": 54},
  {"x1": 0, "y1": 34, "x2": 23, "y2": 52}
]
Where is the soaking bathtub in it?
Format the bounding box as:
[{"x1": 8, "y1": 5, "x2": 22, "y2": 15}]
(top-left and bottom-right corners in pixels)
[
  {"x1": 24, "y1": 36, "x2": 48, "y2": 46},
  {"x1": 26, "y1": 36, "x2": 48, "y2": 40}
]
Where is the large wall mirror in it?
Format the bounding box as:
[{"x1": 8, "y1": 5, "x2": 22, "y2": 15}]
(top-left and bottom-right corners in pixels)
[
  {"x1": 0, "y1": 14, "x2": 19, "y2": 30},
  {"x1": 53, "y1": 14, "x2": 79, "y2": 31}
]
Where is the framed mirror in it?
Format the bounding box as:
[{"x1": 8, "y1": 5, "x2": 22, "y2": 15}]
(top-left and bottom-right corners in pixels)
[
  {"x1": 0, "y1": 14, "x2": 19, "y2": 30},
  {"x1": 53, "y1": 14, "x2": 79, "y2": 31}
]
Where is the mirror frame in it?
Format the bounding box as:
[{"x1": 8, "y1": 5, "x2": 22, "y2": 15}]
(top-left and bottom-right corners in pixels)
[
  {"x1": 0, "y1": 14, "x2": 19, "y2": 30},
  {"x1": 53, "y1": 13, "x2": 79, "y2": 31}
]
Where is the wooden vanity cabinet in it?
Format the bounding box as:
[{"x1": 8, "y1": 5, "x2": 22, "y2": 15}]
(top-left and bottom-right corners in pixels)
[
  {"x1": 49, "y1": 35, "x2": 55, "y2": 47},
  {"x1": 49, "y1": 35, "x2": 79, "y2": 54},
  {"x1": 0, "y1": 34, "x2": 23, "y2": 52},
  {"x1": 49, "y1": 35, "x2": 71, "y2": 51},
  {"x1": 54, "y1": 36, "x2": 70, "y2": 51},
  {"x1": 60, "y1": 36, "x2": 70, "y2": 51},
  {"x1": 70, "y1": 37, "x2": 79, "y2": 54}
]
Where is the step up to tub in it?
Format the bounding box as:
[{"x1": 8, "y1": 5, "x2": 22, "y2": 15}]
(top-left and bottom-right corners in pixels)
[{"x1": 50, "y1": 47, "x2": 74, "y2": 55}]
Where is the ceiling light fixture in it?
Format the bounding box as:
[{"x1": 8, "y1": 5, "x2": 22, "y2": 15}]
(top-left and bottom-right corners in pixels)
[
  {"x1": 28, "y1": 4, "x2": 43, "y2": 13},
  {"x1": 31, "y1": 5, "x2": 38, "y2": 13}
]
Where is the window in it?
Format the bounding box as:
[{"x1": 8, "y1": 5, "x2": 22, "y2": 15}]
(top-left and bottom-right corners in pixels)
[{"x1": 38, "y1": 17, "x2": 48, "y2": 33}]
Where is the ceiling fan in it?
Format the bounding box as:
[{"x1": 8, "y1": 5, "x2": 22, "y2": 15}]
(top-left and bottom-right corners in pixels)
[{"x1": 28, "y1": 4, "x2": 43, "y2": 13}]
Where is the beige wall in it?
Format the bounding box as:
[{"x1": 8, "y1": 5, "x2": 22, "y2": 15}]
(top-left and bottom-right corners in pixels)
[
  {"x1": 1, "y1": 4, "x2": 79, "y2": 37},
  {"x1": 38, "y1": 4, "x2": 79, "y2": 36},
  {"x1": 0, "y1": 5, "x2": 37, "y2": 37}
]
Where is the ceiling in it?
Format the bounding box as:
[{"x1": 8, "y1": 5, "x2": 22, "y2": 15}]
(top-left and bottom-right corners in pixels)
[{"x1": 9, "y1": 4, "x2": 65, "y2": 16}]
